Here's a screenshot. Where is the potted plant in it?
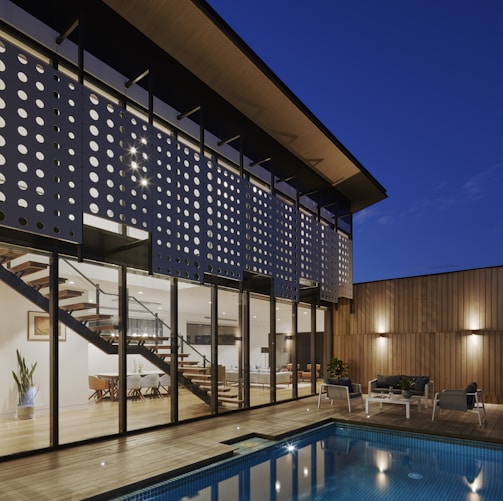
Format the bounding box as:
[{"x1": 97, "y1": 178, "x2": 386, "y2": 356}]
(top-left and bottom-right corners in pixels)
[
  {"x1": 327, "y1": 357, "x2": 349, "y2": 381},
  {"x1": 399, "y1": 376, "x2": 415, "y2": 398},
  {"x1": 12, "y1": 349, "x2": 38, "y2": 419}
]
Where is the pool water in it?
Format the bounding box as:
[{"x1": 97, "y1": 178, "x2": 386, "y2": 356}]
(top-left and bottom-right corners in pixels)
[{"x1": 113, "y1": 423, "x2": 503, "y2": 500}]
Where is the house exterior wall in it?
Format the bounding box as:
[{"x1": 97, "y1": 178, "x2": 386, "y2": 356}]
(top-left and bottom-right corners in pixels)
[
  {"x1": 333, "y1": 266, "x2": 503, "y2": 403},
  {"x1": 0, "y1": 0, "x2": 364, "y2": 458},
  {"x1": 0, "y1": 21, "x2": 349, "y2": 302}
]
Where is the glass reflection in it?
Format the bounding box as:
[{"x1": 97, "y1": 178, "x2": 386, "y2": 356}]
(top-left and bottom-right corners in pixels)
[{"x1": 136, "y1": 424, "x2": 502, "y2": 501}]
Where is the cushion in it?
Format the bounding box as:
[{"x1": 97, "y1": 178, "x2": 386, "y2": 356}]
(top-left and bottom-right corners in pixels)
[
  {"x1": 465, "y1": 382, "x2": 477, "y2": 409},
  {"x1": 402, "y1": 375, "x2": 429, "y2": 393},
  {"x1": 376, "y1": 374, "x2": 401, "y2": 389},
  {"x1": 327, "y1": 377, "x2": 353, "y2": 393},
  {"x1": 337, "y1": 377, "x2": 352, "y2": 389}
]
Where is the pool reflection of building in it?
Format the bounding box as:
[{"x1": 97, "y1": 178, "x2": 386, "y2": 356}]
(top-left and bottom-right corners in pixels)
[
  {"x1": 0, "y1": 0, "x2": 386, "y2": 459},
  {"x1": 123, "y1": 424, "x2": 498, "y2": 500}
]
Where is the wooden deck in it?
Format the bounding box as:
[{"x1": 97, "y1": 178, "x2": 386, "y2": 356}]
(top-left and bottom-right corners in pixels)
[{"x1": 1, "y1": 395, "x2": 503, "y2": 500}]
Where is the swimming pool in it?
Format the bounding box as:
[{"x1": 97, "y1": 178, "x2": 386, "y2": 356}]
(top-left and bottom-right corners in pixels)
[{"x1": 112, "y1": 422, "x2": 503, "y2": 500}]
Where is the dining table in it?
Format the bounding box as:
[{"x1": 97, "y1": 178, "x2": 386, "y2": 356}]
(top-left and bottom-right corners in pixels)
[{"x1": 94, "y1": 371, "x2": 163, "y2": 401}]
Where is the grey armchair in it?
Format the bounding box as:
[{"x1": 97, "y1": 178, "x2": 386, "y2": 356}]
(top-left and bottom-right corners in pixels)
[
  {"x1": 431, "y1": 384, "x2": 487, "y2": 426},
  {"x1": 318, "y1": 382, "x2": 363, "y2": 412}
]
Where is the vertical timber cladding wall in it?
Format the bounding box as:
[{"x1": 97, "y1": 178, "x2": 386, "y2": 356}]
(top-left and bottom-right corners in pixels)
[{"x1": 333, "y1": 267, "x2": 503, "y2": 403}]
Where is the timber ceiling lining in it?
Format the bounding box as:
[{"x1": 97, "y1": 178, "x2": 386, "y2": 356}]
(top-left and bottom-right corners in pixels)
[{"x1": 10, "y1": 0, "x2": 386, "y2": 213}]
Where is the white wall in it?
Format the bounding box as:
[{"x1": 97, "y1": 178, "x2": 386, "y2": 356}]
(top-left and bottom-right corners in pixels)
[{"x1": 0, "y1": 281, "x2": 88, "y2": 417}]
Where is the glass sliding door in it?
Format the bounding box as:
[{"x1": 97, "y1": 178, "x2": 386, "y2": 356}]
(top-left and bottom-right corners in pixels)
[
  {"x1": 125, "y1": 269, "x2": 171, "y2": 431},
  {"x1": 249, "y1": 294, "x2": 272, "y2": 407},
  {"x1": 216, "y1": 286, "x2": 243, "y2": 413},
  {"x1": 275, "y1": 299, "x2": 294, "y2": 402},
  {"x1": 177, "y1": 280, "x2": 212, "y2": 421},
  {"x1": 297, "y1": 304, "x2": 312, "y2": 397},
  {"x1": 297, "y1": 304, "x2": 326, "y2": 397},
  {"x1": 58, "y1": 257, "x2": 119, "y2": 444},
  {"x1": 315, "y1": 306, "x2": 326, "y2": 395},
  {"x1": 0, "y1": 243, "x2": 51, "y2": 456}
]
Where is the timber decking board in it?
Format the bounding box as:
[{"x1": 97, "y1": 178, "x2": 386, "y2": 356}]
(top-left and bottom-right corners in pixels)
[{"x1": 1, "y1": 393, "x2": 503, "y2": 500}]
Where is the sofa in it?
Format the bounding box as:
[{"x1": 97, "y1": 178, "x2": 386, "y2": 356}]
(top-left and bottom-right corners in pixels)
[{"x1": 368, "y1": 374, "x2": 434, "y2": 406}]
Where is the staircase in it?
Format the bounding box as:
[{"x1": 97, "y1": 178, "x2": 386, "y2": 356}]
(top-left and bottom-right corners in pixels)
[{"x1": 0, "y1": 248, "x2": 241, "y2": 406}]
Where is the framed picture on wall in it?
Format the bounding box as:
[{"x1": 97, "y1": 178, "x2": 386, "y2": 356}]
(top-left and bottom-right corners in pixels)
[{"x1": 27, "y1": 311, "x2": 66, "y2": 341}]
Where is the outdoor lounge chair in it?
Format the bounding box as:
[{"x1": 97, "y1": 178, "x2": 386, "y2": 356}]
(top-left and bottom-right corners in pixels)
[
  {"x1": 431, "y1": 383, "x2": 487, "y2": 426},
  {"x1": 317, "y1": 381, "x2": 363, "y2": 412}
]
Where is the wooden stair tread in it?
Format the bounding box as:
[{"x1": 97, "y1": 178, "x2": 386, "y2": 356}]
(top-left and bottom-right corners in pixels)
[
  {"x1": 76, "y1": 314, "x2": 114, "y2": 321},
  {"x1": 157, "y1": 353, "x2": 189, "y2": 359},
  {"x1": 51, "y1": 289, "x2": 84, "y2": 299},
  {"x1": 100, "y1": 334, "x2": 118, "y2": 343},
  {"x1": 178, "y1": 361, "x2": 199, "y2": 366},
  {"x1": 89, "y1": 324, "x2": 117, "y2": 332},
  {"x1": 143, "y1": 344, "x2": 172, "y2": 350},
  {"x1": 63, "y1": 302, "x2": 98, "y2": 312},
  {"x1": 129, "y1": 336, "x2": 162, "y2": 344},
  {"x1": 9, "y1": 260, "x2": 48, "y2": 276},
  {"x1": 200, "y1": 385, "x2": 230, "y2": 392},
  {"x1": 218, "y1": 396, "x2": 243, "y2": 404},
  {"x1": 0, "y1": 249, "x2": 26, "y2": 264},
  {"x1": 183, "y1": 373, "x2": 211, "y2": 379},
  {"x1": 179, "y1": 366, "x2": 209, "y2": 373},
  {"x1": 190, "y1": 379, "x2": 214, "y2": 385},
  {"x1": 27, "y1": 276, "x2": 67, "y2": 288}
]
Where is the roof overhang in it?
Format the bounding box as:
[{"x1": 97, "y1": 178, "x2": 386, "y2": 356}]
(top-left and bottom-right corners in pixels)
[
  {"x1": 103, "y1": 0, "x2": 386, "y2": 213},
  {"x1": 7, "y1": 0, "x2": 386, "y2": 214}
]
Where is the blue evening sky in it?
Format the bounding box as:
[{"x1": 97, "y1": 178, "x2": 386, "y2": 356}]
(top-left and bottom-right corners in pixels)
[{"x1": 206, "y1": 1, "x2": 503, "y2": 283}]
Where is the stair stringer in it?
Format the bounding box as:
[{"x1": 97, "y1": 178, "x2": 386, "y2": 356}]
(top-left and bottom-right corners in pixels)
[
  {"x1": 0, "y1": 264, "x2": 211, "y2": 404},
  {"x1": 128, "y1": 345, "x2": 211, "y2": 404}
]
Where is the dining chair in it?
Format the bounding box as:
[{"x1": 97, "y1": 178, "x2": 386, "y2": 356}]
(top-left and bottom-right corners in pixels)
[
  {"x1": 159, "y1": 373, "x2": 171, "y2": 395},
  {"x1": 126, "y1": 374, "x2": 144, "y2": 400},
  {"x1": 88, "y1": 375, "x2": 111, "y2": 401},
  {"x1": 140, "y1": 373, "x2": 162, "y2": 398}
]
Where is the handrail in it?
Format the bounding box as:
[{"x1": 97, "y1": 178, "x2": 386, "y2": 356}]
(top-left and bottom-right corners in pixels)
[
  {"x1": 128, "y1": 297, "x2": 208, "y2": 365},
  {"x1": 63, "y1": 259, "x2": 209, "y2": 366},
  {"x1": 63, "y1": 259, "x2": 111, "y2": 297}
]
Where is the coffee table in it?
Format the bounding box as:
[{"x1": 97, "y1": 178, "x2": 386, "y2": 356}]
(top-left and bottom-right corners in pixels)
[{"x1": 366, "y1": 394, "x2": 423, "y2": 419}]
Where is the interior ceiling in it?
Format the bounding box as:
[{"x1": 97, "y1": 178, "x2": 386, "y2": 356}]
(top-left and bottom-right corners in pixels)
[{"x1": 10, "y1": 0, "x2": 387, "y2": 214}]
